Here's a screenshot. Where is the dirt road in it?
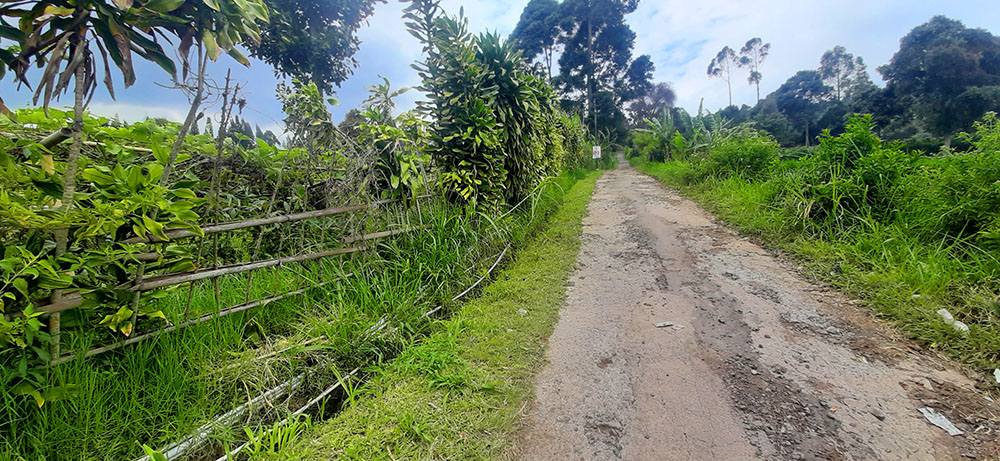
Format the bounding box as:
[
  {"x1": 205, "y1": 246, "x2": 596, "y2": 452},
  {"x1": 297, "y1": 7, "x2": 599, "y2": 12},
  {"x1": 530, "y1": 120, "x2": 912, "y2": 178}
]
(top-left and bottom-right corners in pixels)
[{"x1": 516, "y1": 161, "x2": 999, "y2": 460}]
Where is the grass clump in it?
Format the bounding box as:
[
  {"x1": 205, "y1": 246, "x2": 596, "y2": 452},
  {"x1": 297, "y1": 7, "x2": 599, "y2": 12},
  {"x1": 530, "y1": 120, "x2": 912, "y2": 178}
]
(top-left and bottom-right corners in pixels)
[{"x1": 271, "y1": 171, "x2": 599, "y2": 460}]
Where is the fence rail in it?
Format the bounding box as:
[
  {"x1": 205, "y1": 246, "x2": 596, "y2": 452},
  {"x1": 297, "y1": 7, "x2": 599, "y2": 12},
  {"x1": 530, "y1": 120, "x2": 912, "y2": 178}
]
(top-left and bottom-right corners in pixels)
[{"x1": 41, "y1": 194, "x2": 431, "y2": 365}]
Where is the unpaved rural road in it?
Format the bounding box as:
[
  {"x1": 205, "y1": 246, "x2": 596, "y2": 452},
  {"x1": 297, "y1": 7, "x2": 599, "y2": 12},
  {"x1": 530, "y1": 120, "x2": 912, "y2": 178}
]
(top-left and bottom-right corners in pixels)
[{"x1": 516, "y1": 160, "x2": 1000, "y2": 460}]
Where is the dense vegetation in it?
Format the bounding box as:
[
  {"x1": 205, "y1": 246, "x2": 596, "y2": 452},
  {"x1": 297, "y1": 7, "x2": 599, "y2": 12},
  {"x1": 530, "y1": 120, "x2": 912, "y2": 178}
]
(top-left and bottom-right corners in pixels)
[
  {"x1": 629, "y1": 113, "x2": 1000, "y2": 376},
  {"x1": 698, "y1": 16, "x2": 1000, "y2": 151},
  {"x1": 0, "y1": 0, "x2": 604, "y2": 459},
  {"x1": 276, "y1": 171, "x2": 599, "y2": 460}
]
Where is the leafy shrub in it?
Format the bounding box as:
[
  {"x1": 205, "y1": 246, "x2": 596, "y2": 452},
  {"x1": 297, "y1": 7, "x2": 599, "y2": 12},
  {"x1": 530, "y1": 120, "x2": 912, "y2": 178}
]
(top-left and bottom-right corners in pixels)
[
  {"x1": 779, "y1": 114, "x2": 917, "y2": 227},
  {"x1": 558, "y1": 113, "x2": 590, "y2": 170},
  {"x1": 405, "y1": 2, "x2": 571, "y2": 209},
  {"x1": 702, "y1": 126, "x2": 778, "y2": 180},
  {"x1": 903, "y1": 112, "x2": 1000, "y2": 244}
]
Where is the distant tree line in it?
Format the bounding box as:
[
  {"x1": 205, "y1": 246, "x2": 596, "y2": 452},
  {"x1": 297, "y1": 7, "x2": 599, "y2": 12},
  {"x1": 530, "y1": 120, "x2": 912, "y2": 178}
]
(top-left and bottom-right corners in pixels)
[
  {"x1": 711, "y1": 16, "x2": 1000, "y2": 149},
  {"x1": 510, "y1": 0, "x2": 661, "y2": 143}
]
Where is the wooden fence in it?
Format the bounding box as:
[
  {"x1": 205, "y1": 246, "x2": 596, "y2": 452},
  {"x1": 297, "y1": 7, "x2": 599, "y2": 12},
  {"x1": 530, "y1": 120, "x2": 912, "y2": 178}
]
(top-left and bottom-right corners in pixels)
[{"x1": 42, "y1": 194, "x2": 430, "y2": 366}]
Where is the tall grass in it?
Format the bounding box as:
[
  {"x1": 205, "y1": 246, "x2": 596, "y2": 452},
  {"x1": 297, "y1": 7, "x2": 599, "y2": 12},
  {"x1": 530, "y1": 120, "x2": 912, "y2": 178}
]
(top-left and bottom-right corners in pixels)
[{"x1": 0, "y1": 171, "x2": 587, "y2": 460}]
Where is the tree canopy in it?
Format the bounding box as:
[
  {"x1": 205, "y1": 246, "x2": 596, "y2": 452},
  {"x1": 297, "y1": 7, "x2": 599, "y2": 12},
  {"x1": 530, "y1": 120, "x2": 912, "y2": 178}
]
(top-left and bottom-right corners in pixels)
[
  {"x1": 511, "y1": 0, "x2": 655, "y2": 142},
  {"x1": 628, "y1": 82, "x2": 676, "y2": 126},
  {"x1": 774, "y1": 70, "x2": 830, "y2": 145},
  {"x1": 739, "y1": 38, "x2": 770, "y2": 103},
  {"x1": 878, "y1": 15, "x2": 1000, "y2": 139},
  {"x1": 708, "y1": 46, "x2": 739, "y2": 107},
  {"x1": 247, "y1": 0, "x2": 383, "y2": 95},
  {"x1": 819, "y1": 46, "x2": 867, "y2": 101},
  {"x1": 510, "y1": 0, "x2": 560, "y2": 78}
]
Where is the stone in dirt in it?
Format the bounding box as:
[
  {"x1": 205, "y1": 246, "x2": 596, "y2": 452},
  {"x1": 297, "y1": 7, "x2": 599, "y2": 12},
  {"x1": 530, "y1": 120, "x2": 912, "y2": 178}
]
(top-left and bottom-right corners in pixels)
[{"x1": 654, "y1": 321, "x2": 674, "y2": 328}]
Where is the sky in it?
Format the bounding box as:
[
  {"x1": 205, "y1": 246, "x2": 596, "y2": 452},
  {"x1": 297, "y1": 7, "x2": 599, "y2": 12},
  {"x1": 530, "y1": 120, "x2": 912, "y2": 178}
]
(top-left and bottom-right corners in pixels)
[{"x1": 4, "y1": 0, "x2": 1000, "y2": 137}]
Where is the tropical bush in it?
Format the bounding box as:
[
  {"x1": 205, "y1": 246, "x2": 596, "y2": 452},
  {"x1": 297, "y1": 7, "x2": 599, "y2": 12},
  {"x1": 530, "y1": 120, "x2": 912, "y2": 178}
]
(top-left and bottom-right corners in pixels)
[
  {"x1": 404, "y1": 0, "x2": 580, "y2": 209},
  {"x1": 702, "y1": 125, "x2": 778, "y2": 180}
]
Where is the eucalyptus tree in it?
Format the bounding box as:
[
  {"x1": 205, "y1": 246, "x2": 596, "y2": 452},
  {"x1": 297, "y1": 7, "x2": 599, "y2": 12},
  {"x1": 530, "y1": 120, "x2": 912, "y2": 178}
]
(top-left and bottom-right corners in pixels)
[
  {"x1": 708, "y1": 46, "x2": 739, "y2": 107},
  {"x1": 510, "y1": 0, "x2": 560, "y2": 79},
  {"x1": 819, "y1": 46, "x2": 867, "y2": 102},
  {"x1": 549, "y1": 0, "x2": 654, "y2": 139},
  {"x1": 738, "y1": 37, "x2": 770, "y2": 103}
]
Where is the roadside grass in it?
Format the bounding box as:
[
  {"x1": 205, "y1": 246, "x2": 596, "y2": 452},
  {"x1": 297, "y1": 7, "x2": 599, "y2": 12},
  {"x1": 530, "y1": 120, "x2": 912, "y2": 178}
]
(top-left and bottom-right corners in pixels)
[
  {"x1": 272, "y1": 171, "x2": 599, "y2": 460},
  {"x1": 0, "y1": 171, "x2": 594, "y2": 460},
  {"x1": 633, "y1": 158, "x2": 1000, "y2": 376}
]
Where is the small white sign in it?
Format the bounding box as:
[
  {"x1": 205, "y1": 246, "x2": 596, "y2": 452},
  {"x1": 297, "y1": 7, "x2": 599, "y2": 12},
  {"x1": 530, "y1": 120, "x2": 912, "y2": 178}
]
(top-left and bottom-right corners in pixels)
[{"x1": 592, "y1": 145, "x2": 601, "y2": 159}]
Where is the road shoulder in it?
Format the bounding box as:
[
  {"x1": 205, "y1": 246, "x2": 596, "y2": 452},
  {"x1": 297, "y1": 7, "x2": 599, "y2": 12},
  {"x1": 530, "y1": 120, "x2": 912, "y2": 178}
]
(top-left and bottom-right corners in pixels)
[{"x1": 273, "y1": 172, "x2": 600, "y2": 460}]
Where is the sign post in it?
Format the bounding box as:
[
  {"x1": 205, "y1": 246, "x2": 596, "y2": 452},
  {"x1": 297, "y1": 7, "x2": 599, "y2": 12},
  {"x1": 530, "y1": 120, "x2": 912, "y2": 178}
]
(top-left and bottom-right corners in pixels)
[{"x1": 592, "y1": 145, "x2": 601, "y2": 170}]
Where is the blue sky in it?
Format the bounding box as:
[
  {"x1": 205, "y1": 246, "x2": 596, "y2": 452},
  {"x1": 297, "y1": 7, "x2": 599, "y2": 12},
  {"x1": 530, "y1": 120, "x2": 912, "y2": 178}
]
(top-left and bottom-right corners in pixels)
[{"x1": 3, "y1": 0, "x2": 1000, "y2": 137}]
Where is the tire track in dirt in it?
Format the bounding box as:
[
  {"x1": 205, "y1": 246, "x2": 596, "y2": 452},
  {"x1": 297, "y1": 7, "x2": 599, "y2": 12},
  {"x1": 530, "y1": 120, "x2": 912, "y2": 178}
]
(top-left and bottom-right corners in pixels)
[{"x1": 515, "y1": 160, "x2": 999, "y2": 460}]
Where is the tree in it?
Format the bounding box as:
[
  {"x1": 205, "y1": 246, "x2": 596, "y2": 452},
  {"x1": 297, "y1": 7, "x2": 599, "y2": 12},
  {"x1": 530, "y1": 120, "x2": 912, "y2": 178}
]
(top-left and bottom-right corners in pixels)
[
  {"x1": 738, "y1": 38, "x2": 770, "y2": 103},
  {"x1": 878, "y1": 16, "x2": 1000, "y2": 141},
  {"x1": 628, "y1": 82, "x2": 676, "y2": 126},
  {"x1": 774, "y1": 70, "x2": 831, "y2": 146},
  {"x1": 510, "y1": 0, "x2": 560, "y2": 79},
  {"x1": 553, "y1": 0, "x2": 654, "y2": 139},
  {"x1": 819, "y1": 46, "x2": 866, "y2": 101},
  {"x1": 708, "y1": 46, "x2": 739, "y2": 107},
  {"x1": 247, "y1": 0, "x2": 382, "y2": 95}
]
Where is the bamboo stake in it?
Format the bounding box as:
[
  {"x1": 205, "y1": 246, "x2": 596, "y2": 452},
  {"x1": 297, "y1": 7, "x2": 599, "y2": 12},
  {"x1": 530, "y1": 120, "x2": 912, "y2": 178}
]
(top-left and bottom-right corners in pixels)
[
  {"x1": 136, "y1": 374, "x2": 305, "y2": 461},
  {"x1": 124, "y1": 246, "x2": 365, "y2": 292},
  {"x1": 118, "y1": 202, "x2": 376, "y2": 244},
  {"x1": 51, "y1": 278, "x2": 345, "y2": 366},
  {"x1": 216, "y1": 368, "x2": 360, "y2": 461}
]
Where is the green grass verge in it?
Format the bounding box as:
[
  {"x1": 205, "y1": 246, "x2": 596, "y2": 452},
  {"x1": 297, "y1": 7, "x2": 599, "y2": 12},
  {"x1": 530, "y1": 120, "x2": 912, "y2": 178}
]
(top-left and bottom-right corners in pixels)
[
  {"x1": 631, "y1": 157, "x2": 1000, "y2": 376},
  {"x1": 272, "y1": 172, "x2": 600, "y2": 460}
]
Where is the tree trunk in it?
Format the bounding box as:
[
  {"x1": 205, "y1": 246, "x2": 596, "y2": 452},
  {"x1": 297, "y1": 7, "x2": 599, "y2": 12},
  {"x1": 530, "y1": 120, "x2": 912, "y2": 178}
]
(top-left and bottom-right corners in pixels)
[
  {"x1": 51, "y1": 35, "x2": 88, "y2": 357},
  {"x1": 587, "y1": 1, "x2": 595, "y2": 135},
  {"x1": 805, "y1": 123, "x2": 810, "y2": 147},
  {"x1": 159, "y1": 47, "x2": 208, "y2": 187},
  {"x1": 545, "y1": 46, "x2": 552, "y2": 81},
  {"x1": 727, "y1": 79, "x2": 732, "y2": 107},
  {"x1": 756, "y1": 82, "x2": 760, "y2": 104}
]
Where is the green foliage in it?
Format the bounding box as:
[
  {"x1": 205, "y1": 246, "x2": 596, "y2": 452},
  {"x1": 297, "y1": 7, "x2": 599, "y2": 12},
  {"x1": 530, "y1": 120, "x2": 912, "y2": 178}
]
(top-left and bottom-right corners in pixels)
[
  {"x1": 903, "y1": 112, "x2": 1000, "y2": 243},
  {"x1": 247, "y1": 0, "x2": 382, "y2": 95},
  {"x1": 358, "y1": 86, "x2": 432, "y2": 201},
  {"x1": 242, "y1": 415, "x2": 313, "y2": 457},
  {"x1": 878, "y1": 16, "x2": 1000, "y2": 138},
  {"x1": 633, "y1": 112, "x2": 1000, "y2": 374},
  {"x1": 703, "y1": 126, "x2": 778, "y2": 180},
  {"x1": 557, "y1": 113, "x2": 591, "y2": 170},
  {"x1": 509, "y1": 0, "x2": 559, "y2": 77},
  {"x1": 404, "y1": 1, "x2": 573, "y2": 209},
  {"x1": 271, "y1": 172, "x2": 600, "y2": 461},
  {"x1": 514, "y1": 0, "x2": 653, "y2": 142},
  {"x1": 0, "y1": 0, "x2": 268, "y2": 109}
]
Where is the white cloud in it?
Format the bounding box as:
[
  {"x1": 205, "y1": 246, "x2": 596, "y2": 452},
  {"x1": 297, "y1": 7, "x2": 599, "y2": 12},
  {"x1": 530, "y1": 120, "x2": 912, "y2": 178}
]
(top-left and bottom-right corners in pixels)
[
  {"x1": 86, "y1": 101, "x2": 190, "y2": 123},
  {"x1": 9, "y1": 0, "x2": 999, "y2": 128},
  {"x1": 628, "y1": 0, "x2": 1000, "y2": 113}
]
